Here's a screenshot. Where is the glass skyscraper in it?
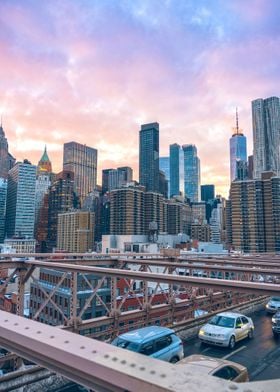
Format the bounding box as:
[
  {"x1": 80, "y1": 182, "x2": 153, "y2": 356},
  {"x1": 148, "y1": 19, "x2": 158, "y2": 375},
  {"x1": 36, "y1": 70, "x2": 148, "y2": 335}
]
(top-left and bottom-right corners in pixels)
[
  {"x1": 169, "y1": 144, "x2": 184, "y2": 198},
  {"x1": 0, "y1": 178, "x2": 7, "y2": 243},
  {"x1": 5, "y1": 161, "x2": 36, "y2": 238},
  {"x1": 201, "y1": 184, "x2": 215, "y2": 202},
  {"x1": 252, "y1": 96, "x2": 280, "y2": 178},
  {"x1": 63, "y1": 141, "x2": 98, "y2": 206},
  {"x1": 182, "y1": 144, "x2": 200, "y2": 202},
  {"x1": 159, "y1": 157, "x2": 170, "y2": 197},
  {"x1": 229, "y1": 110, "x2": 247, "y2": 183},
  {"x1": 139, "y1": 122, "x2": 159, "y2": 193}
]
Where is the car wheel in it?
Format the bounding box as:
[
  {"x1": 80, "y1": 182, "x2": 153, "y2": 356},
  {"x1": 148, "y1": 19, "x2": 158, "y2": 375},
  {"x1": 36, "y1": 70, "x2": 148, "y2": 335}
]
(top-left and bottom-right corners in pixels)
[
  {"x1": 248, "y1": 329, "x2": 254, "y2": 339},
  {"x1": 229, "y1": 336, "x2": 235, "y2": 349},
  {"x1": 170, "y1": 356, "x2": 179, "y2": 364}
]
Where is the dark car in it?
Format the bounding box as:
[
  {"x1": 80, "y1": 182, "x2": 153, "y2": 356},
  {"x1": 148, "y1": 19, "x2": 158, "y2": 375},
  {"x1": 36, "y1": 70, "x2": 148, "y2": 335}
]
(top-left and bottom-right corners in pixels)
[{"x1": 272, "y1": 311, "x2": 280, "y2": 337}]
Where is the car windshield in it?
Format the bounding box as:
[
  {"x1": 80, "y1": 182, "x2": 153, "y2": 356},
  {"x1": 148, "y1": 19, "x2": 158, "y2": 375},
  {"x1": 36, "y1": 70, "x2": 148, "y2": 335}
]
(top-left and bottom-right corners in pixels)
[
  {"x1": 112, "y1": 337, "x2": 140, "y2": 352},
  {"x1": 271, "y1": 297, "x2": 280, "y2": 302},
  {"x1": 209, "y1": 315, "x2": 235, "y2": 328}
]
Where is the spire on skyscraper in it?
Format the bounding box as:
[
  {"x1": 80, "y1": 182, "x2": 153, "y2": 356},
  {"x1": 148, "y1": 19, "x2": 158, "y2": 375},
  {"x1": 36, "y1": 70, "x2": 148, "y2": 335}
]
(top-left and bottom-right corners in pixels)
[
  {"x1": 236, "y1": 107, "x2": 239, "y2": 134},
  {"x1": 38, "y1": 145, "x2": 52, "y2": 173}
]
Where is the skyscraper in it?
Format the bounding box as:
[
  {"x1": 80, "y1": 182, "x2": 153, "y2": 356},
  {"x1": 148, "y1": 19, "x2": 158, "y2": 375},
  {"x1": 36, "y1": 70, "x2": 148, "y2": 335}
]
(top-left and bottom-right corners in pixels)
[
  {"x1": 0, "y1": 178, "x2": 7, "y2": 243},
  {"x1": 47, "y1": 170, "x2": 78, "y2": 251},
  {"x1": 159, "y1": 157, "x2": 170, "y2": 197},
  {"x1": 35, "y1": 147, "x2": 52, "y2": 236},
  {"x1": 182, "y1": 144, "x2": 200, "y2": 202},
  {"x1": 169, "y1": 144, "x2": 180, "y2": 197},
  {"x1": 229, "y1": 172, "x2": 280, "y2": 253},
  {"x1": 5, "y1": 160, "x2": 36, "y2": 238},
  {"x1": 252, "y1": 96, "x2": 280, "y2": 178},
  {"x1": 229, "y1": 109, "x2": 247, "y2": 182},
  {"x1": 103, "y1": 166, "x2": 133, "y2": 193},
  {"x1": 139, "y1": 122, "x2": 159, "y2": 193},
  {"x1": 0, "y1": 122, "x2": 15, "y2": 179},
  {"x1": 201, "y1": 184, "x2": 215, "y2": 202},
  {"x1": 63, "y1": 142, "x2": 98, "y2": 205}
]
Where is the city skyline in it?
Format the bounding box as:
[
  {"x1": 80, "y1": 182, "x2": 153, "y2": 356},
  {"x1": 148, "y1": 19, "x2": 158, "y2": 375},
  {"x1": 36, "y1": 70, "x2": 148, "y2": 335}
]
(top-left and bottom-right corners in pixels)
[{"x1": 0, "y1": 1, "x2": 279, "y2": 196}]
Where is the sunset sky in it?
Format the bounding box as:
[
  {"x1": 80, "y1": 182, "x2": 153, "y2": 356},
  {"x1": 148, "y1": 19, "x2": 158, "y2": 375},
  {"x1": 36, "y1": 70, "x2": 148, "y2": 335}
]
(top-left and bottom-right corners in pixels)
[{"x1": 0, "y1": 0, "x2": 279, "y2": 196}]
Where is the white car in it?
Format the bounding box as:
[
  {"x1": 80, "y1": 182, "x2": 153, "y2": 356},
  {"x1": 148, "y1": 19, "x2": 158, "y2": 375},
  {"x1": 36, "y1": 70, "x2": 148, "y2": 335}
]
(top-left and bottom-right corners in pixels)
[
  {"x1": 198, "y1": 312, "x2": 254, "y2": 349},
  {"x1": 266, "y1": 297, "x2": 280, "y2": 314}
]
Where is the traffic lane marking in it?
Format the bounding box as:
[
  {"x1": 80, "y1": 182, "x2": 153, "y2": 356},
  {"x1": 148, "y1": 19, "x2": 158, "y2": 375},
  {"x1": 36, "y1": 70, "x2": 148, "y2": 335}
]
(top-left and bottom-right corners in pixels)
[{"x1": 222, "y1": 345, "x2": 247, "y2": 360}]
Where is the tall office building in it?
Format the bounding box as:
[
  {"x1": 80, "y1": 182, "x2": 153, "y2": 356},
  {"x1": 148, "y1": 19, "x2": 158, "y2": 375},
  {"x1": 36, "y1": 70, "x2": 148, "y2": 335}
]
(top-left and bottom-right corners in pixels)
[
  {"x1": 0, "y1": 178, "x2": 7, "y2": 243},
  {"x1": 229, "y1": 172, "x2": 280, "y2": 252},
  {"x1": 5, "y1": 160, "x2": 36, "y2": 238},
  {"x1": 248, "y1": 155, "x2": 254, "y2": 179},
  {"x1": 47, "y1": 170, "x2": 78, "y2": 251},
  {"x1": 35, "y1": 147, "x2": 52, "y2": 235},
  {"x1": 182, "y1": 144, "x2": 200, "y2": 202},
  {"x1": 252, "y1": 97, "x2": 280, "y2": 178},
  {"x1": 169, "y1": 144, "x2": 180, "y2": 197},
  {"x1": 159, "y1": 170, "x2": 168, "y2": 198},
  {"x1": 159, "y1": 157, "x2": 170, "y2": 197},
  {"x1": 102, "y1": 167, "x2": 133, "y2": 193},
  {"x1": 139, "y1": 122, "x2": 159, "y2": 192},
  {"x1": 229, "y1": 109, "x2": 247, "y2": 182},
  {"x1": 201, "y1": 185, "x2": 215, "y2": 202},
  {"x1": 0, "y1": 122, "x2": 15, "y2": 179},
  {"x1": 57, "y1": 211, "x2": 94, "y2": 252},
  {"x1": 63, "y1": 142, "x2": 98, "y2": 205},
  {"x1": 169, "y1": 144, "x2": 184, "y2": 198}
]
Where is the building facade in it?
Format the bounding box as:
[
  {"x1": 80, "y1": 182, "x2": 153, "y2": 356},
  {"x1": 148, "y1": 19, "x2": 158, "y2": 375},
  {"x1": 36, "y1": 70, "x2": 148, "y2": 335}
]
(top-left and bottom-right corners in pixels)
[
  {"x1": 252, "y1": 96, "x2": 280, "y2": 178},
  {"x1": 5, "y1": 161, "x2": 36, "y2": 239},
  {"x1": 139, "y1": 122, "x2": 159, "y2": 193},
  {"x1": 35, "y1": 147, "x2": 53, "y2": 239},
  {"x1": 229, "y1": 111, "x2": 247, "y2": 182},
  {"x1": 0, "y1": 178, "x2": 7, "y2": 243},
  {"x1": 47, "y1": 170, "x2": 78, "y2": 251},
  {"x1": 63, "y1": 142, "x2": 98, "y2": 205},
  {"x1": 57, "y1": 211, "x2": 94, "y2": 252},
  {"x1": 201, "y1": 185, "x2": 215, "y2": 202},
  {"x1": 30, "y1": 269, "x2": 110, "y2": 327},
  {"x1": 182, "y1": 144, "x2": 200, "y2": 202},
  {"x1": 229, "y1": 172, "x2": 280, "y2": 252},
  {"x1": 159, "y1": 157, "x2": 170, "y2": 197}
]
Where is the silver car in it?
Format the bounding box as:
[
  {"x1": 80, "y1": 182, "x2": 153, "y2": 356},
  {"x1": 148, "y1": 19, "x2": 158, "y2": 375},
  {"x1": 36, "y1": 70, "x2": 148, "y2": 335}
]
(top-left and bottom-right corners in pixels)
[
  {"x1": 198, "y1": 312, "x2": 254, "y2": 349},
  {"x1": 266, "y1": 297, "x2": 280, "y2": 314}
]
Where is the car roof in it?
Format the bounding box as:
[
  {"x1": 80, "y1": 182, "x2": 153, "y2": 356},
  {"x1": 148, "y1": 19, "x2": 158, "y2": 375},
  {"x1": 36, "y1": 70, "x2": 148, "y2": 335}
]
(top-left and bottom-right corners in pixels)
[
  {"x1": 177, "y1": 355, "x2": 246, "y2": 374},
  {"x1": 116, "y1": 326, "x2": 175, "y2": 343},
  {"x1": 214, "y1": 312, "x2": 245, "y2": 318}
]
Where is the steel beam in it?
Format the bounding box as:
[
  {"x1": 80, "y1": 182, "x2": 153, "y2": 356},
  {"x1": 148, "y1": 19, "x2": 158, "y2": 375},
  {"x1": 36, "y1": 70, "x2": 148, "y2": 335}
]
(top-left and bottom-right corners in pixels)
[
  {"x1": 23, "y1": 260, "x2": 280, "y2": 296},
  {"x1": 0, "y1": 311, "x2": 279, "y2": 392}
]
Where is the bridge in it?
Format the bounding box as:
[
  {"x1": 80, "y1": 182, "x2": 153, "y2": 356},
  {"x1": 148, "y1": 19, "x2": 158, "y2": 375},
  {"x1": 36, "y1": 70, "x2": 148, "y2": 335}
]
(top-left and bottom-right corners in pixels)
[{"x1": 0, "y1": 252, "x2": 280, "y2": 390}]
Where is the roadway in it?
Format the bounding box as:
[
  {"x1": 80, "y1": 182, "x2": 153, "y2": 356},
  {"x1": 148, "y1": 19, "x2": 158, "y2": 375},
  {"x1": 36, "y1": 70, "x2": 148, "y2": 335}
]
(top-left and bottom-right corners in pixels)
[
  {"x1": 183, "y1": 308, "x2": 280, "y2": 381},
  {"x1": 55, "y1": 308, "x2": 280, "y2": 391}
]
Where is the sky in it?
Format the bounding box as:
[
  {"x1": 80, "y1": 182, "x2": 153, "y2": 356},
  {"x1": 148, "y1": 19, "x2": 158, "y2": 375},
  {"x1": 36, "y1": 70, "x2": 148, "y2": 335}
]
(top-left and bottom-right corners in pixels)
[{"x1": 0, "y1": 0, "x2": 279, "y2": 196}]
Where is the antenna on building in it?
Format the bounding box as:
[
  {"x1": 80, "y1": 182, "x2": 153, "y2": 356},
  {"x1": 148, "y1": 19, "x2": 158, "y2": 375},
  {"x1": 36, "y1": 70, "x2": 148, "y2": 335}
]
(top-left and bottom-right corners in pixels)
[{"x1": 236, "y1": 107, "x2": 239, "y2": 134}]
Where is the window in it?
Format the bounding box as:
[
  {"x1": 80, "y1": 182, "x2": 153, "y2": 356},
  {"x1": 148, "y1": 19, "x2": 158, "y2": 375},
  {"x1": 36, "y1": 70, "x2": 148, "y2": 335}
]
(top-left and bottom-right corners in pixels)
[
  {"x1": 139, "y1": 343, "x2": 155, "y2": 356},
  {"x1": 155, "y1": 336, "x2": 172, "y2": 351},
  {"x1": 213, "y1": 366, "x2": 239, "y2": 381},
  {"x1": 236, "y1": 317, "x2": 242, "y2": 328},
  {"x1": 241, "y1": 317, "x2": 248, "y2": 324}
]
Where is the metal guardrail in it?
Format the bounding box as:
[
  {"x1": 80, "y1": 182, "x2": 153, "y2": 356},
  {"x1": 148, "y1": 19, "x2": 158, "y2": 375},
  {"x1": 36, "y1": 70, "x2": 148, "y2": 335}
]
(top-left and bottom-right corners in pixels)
[{"x1": 0, "y1": 310, "x2": 280, "y2": 392}]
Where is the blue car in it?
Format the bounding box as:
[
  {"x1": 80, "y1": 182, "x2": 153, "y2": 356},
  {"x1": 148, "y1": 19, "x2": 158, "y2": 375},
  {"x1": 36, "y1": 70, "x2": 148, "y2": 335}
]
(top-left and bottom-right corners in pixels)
[{"x1": 112, "y1": 326, "x2": 184, "y2": 363}]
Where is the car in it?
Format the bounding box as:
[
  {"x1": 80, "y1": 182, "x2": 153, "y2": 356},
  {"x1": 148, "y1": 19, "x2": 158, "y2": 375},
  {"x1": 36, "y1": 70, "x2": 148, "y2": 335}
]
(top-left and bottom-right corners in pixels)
[
  {"x1": 111, "y1": 326, "x2": 184, "y2": 363},
  {"x1": 198, "y1": 312, "x2": 254, "y2": 349},
  {"x1": 266, "y1": 297, "x2": 280, "y2": 314},
  {"x1": 177, "y1": 355, "x2": 249, "y2": 382},
  {"x1": 272, "y1": 311, "x2": 280, "y2": 337}
]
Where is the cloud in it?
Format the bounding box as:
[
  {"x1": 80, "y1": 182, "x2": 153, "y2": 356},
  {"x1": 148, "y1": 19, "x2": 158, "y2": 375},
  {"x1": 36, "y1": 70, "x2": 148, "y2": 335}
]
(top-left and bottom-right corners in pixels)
[{"x1": 0, "y1": 0, "x2": 279, "y2": 196}]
